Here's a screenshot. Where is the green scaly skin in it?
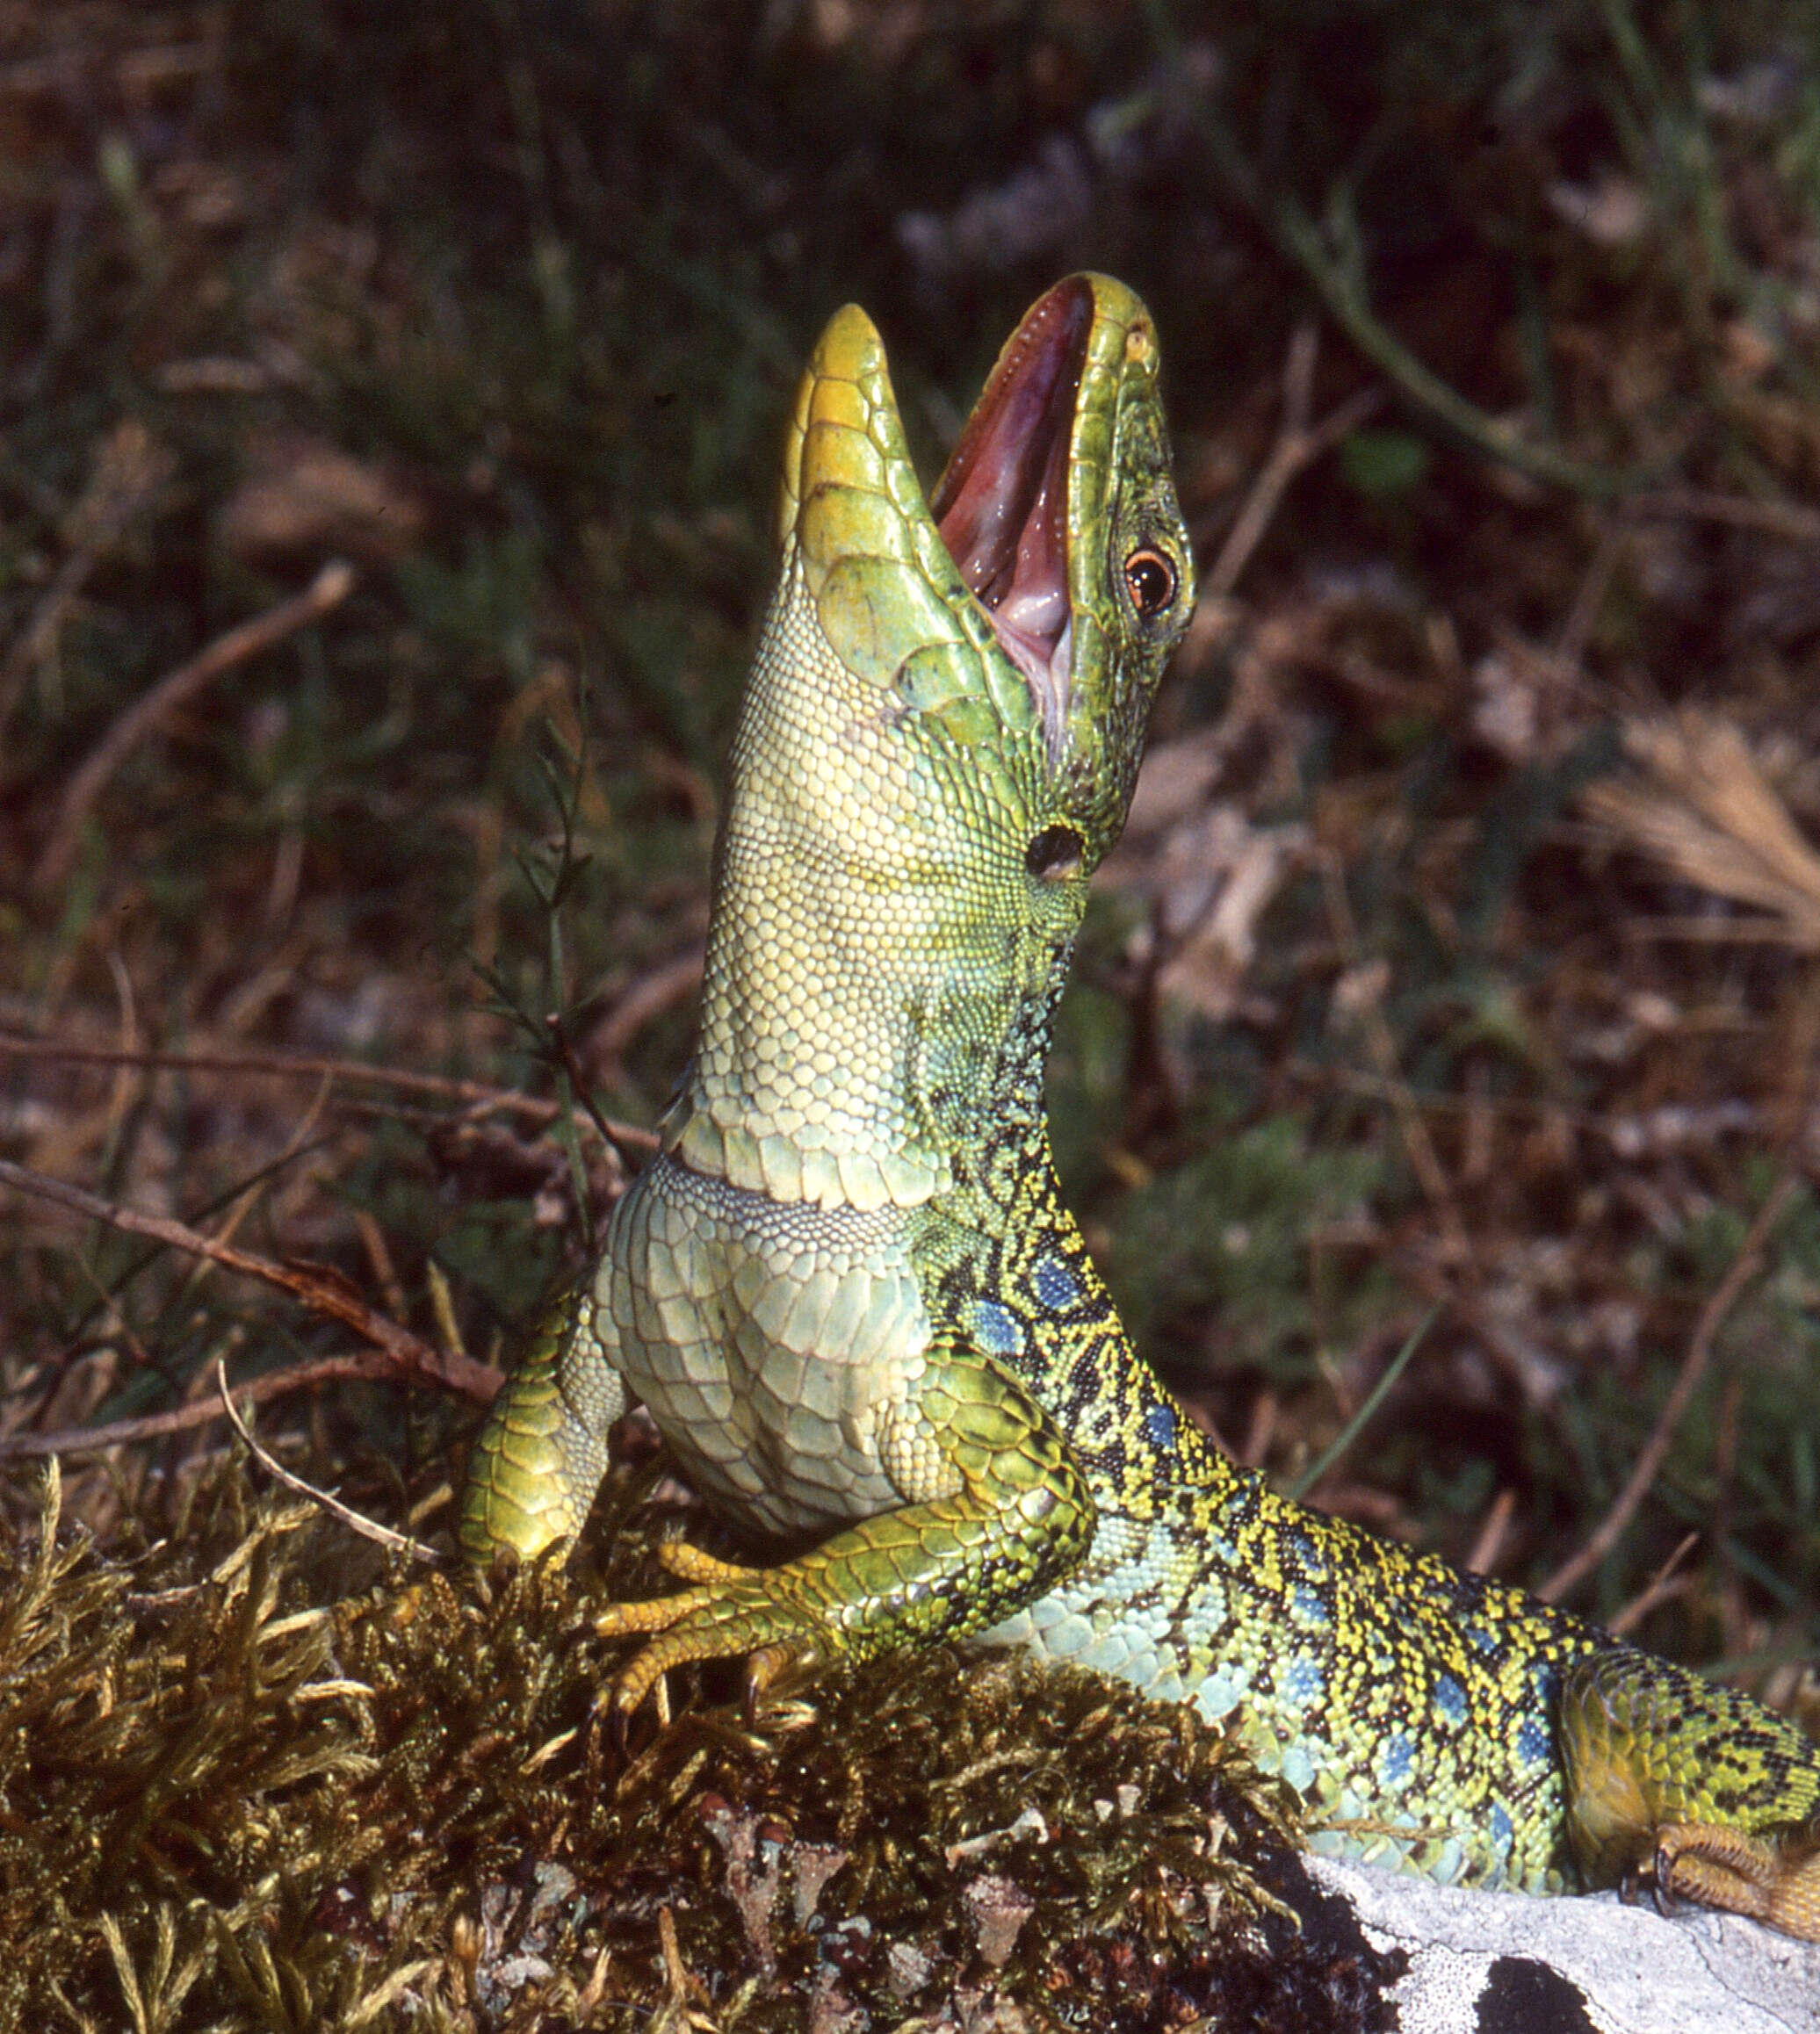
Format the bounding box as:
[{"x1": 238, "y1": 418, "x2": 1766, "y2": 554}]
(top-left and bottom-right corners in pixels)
[{"x1": 461, "y1": 275, "x2": 1820, "y2": 1937}]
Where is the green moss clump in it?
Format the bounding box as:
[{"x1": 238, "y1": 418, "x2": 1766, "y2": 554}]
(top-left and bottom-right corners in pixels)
[{"x1": 1, "y1": 1459, "x2": 1401, "y2": 2031}]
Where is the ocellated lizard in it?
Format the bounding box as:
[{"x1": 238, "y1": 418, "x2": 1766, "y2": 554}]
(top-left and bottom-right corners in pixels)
[{"x1": 460, "y1": 274, "x2": 1820, "y2": 1939}]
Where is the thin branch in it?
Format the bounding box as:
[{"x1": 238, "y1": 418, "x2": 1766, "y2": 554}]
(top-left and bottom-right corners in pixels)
[
  {"x1": 33, "y1": 559, "x2": 358, "y2": 894},
  {"x1": 1204, "y1": 322, "x2": 1383, "y2": 598},
  {"x1": 1552, "y1": 516, "x2": 1629, "y2": 674},
  {"x1": 1607, "y1": 1529, "x2": 1701, "y2": 1638},
  {"x1": 0, "y1": 1031, "x2": 659, "y2": 1150},
  {"x1": 1465, "y1": 1488, "x2": 1518, "y2": 1576},
  {"x1": 545, "y1": 1010, "x2": 646, "y2": 1179},
  {"x1": 215, "y1": 1360, "x2": 445, "y2": 1565},
  {"x1": 0, "y1": 419, "x2": 173, "y2": 740},
  {"x1": 1540, "y1": 1172, "x2": 1802, "y2": 1604},
  {"x1": 1630, "y1": 489, "x2": 1820, "y2": 545},
  {"x1": 587, "y1": 948, "x2": 705, "y2": 1069},
  {"x1": 1153, "y1": 39, "x2": 1650, "y2": 499},
  {"x1": 1261, "y1": 188, "x2": 1651, "y2": 496},
  {"x1": 0, "y1": 1352, "x2": 386, "y2": 1459},
  {"x1": 180, "y1": 1072, "x2": 334, "y2": 1310},
  {"x1": 0, "y1": 1155, "x2": 501, "y2": 1403}
]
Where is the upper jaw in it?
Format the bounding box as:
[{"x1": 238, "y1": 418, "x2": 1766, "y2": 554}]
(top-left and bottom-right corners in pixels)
[
  {"x1": 929, "y1": 276, "x2": 1095, "y2": 760},
  {"x1": 781, "y1": 271, "x2": 1181, "y2": 816}
]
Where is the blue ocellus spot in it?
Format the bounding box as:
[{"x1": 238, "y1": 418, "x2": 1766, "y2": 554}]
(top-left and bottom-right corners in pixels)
[
  {"x1": 1489, "y1": 1802, "x2": 1513, "y2": 1852},
  {"x1": 1144, "y1": 1403, "x2": 1177, "y2": 1449},
  {"x1": 1378, "y1": 1733, "x2": 1413, "y2": 1786},
  {"x1": 1517, "y1": 1716, "x2": 1550, "y2": 1768},
  {"x1": 971, "y1": 1300, "x2": 1025, "y2": 1357},
  {"x1": 1434, "y1": 1673, "x2": 1467, "y2": 1725},
  {"x1": 1282, "y1": 1654, "x2": 1324, "y2": 1705},
  {"x1": 1293, "y1": 1584, "x2": 1332, "y2": 1627},
  {"x1": 1033, "y1": 1256, "x2": 1078, "y2": 1309}
]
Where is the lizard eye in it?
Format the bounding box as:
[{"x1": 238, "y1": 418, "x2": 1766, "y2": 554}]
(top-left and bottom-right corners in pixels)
[
  {"x1": 1124, "y1": 547, "x2": 1178, "y2": 617},
  {"x1": 1025, "y1": 824, "x2": 1084, "y2": 880}
]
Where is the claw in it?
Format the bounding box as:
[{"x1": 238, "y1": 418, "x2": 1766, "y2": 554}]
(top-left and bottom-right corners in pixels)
[{"x1": 741, "y1": 1641, "x2": 803, "y2": 1720}]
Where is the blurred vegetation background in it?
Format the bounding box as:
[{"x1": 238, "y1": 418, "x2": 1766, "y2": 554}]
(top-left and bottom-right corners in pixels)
[{"x1": 2, "y1": 0, "x2": 1819, "y2": 2018}]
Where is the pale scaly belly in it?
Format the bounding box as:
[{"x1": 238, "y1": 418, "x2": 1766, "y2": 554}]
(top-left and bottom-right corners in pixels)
[{"x1": 600, "y1": 1152, "x2": 934, "y2": 1540}]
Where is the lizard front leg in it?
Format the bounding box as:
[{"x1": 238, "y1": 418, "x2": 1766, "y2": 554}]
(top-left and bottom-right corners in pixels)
[
  {"x1": 459, "y1": 1284, "x2": 627, "y2": 1565},
  {"x1": 595, "y1": 1342, "x2": 1095, "y2": 1721}
]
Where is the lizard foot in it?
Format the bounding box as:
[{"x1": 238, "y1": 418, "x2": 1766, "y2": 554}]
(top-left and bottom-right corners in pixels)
[
  {"x1": 595, "y1": 1545, "x2": 829, "y2": 1723},
  {"x1": 592, "y1": 1360, "x2": 1096, "y2": 1732},
  {"x1": 1651, "y1": 1821, "x2": 1820, "y2": 1941}
]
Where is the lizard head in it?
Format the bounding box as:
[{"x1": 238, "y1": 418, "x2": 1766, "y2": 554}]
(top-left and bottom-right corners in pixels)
[
  {"x1": 673, "y1": 277, "x2": 1195, "y2": 1208},
  {"x1": 779, "y1": 272, "x2": 1195, "y2": 878}
]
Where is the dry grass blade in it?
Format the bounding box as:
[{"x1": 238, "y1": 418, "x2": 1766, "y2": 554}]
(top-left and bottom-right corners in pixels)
[
  {"x1": 215, "y1": 1360, "x2": 445, "y2": 1565},
  {"x1": 1581, "y1": 710, "x2": 1820, "y2": 948}
]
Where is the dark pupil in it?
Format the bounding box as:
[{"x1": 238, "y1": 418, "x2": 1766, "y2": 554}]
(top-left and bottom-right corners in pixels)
[
  {"x1": 1025, "y1": 824, "x2": 1084, "y2": 877},
  {"x1": 1125, "y1": 551, "x2": 1174, "y2": 614}
]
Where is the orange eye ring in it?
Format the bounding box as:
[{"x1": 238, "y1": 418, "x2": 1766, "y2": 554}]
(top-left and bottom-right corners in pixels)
[{"x1": 1124, "y1": 547, "x2": 1177, "y2": 616}]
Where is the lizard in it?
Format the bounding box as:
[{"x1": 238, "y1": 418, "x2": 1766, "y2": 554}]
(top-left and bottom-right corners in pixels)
[{"x1": 459, "y1": 272, "x2": 1820, "y2": 1939}]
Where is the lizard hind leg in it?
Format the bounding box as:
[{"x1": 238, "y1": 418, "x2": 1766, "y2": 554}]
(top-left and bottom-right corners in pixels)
[{"x1": 1560, "y1": 1645, "x2": 1820, "y2": 1941}]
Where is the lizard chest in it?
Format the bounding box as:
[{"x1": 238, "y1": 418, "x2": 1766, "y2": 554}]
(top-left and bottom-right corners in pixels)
[{"x1": 598, "y1": 1153, "x2": 934, "y2": 1540}]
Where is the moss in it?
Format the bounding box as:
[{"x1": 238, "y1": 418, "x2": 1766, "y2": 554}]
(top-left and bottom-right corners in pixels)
[{"x1": 1, "y1": 1459, "x2": 1405, "y2": 2031}]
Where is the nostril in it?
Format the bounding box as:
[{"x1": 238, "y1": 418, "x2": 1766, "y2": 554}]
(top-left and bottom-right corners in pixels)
[{"x1": 1025, "y1": 824, "x2": 1085, "y2": 879}]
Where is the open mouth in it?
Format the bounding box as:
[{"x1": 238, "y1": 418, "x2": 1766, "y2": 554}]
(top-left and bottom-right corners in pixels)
[{"x1": 929, "y1": 277, "x2": 1094, "y2": 749}]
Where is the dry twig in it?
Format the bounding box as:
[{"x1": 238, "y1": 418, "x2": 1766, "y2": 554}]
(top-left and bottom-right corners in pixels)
[
  {"x1": 1607, "y1": 1530, "x2": 1701, "y2": 1639},
  {"x1": 1631, "y1": 489, "x2": 1820, "y2": 545},
  {"x1": 215, "y1": 1359, "x2": 445, "y2": 1564},
  {"x1": 0, "y1": 1032, "x2": 659, "y2": 1152},
  {"x1": 1203, "y1": 323, "x2": 1383, "y2": 599},
  {"x1": 0, "y1": 1352, "x2": 389, "y2": 1459},
  {"x1": 0, "y1": 1155, "x2": 501, "y2": 1407},
  {"x1": 1465, "y1": 1488, "x2": 1517, "y2": 1576}
]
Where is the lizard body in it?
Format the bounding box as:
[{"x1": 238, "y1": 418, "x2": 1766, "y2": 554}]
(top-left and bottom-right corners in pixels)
[{"x1": 461, "y1": 276, "x2": 1820, "y2": 1937}]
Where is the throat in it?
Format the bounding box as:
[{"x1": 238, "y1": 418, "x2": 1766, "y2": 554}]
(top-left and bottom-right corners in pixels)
[{"x1": 919, "y1": 971, "x2": 1061, "y2": 1172}]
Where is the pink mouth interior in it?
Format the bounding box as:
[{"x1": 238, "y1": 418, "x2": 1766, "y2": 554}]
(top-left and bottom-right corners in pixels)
[{"x1": 930, "y1": 278, "x2": 1093, "y2": 747}]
